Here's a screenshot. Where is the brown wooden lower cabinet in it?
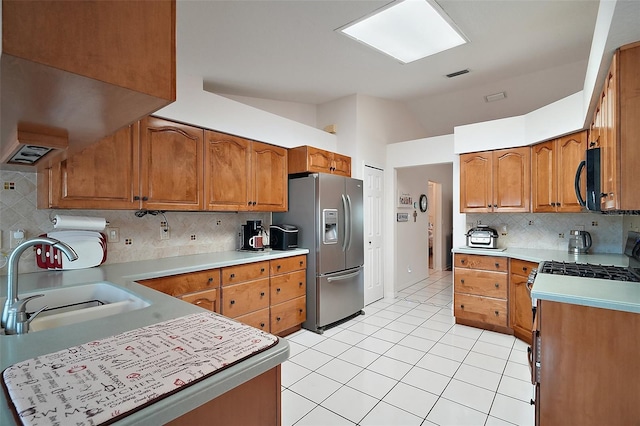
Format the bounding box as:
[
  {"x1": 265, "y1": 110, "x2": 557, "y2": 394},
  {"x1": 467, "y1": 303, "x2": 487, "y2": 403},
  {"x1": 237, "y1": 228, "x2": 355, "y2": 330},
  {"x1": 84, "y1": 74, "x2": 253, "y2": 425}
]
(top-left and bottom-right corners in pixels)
[
  {"x1": 535, "y1": 301, "x2": 640, "y2": 425},
  {"x1": 167, "y1": 365, "x2": 281, "y2": 426},
  {"x1": 234, "y1": 308, "x2": 270, "y2": 332},
  {"x1": 454, "y1": 293, "x2": 508, "y2": 327},
  {"x1": 270, "y1": 296, "x2": 306, "y2": 335}
]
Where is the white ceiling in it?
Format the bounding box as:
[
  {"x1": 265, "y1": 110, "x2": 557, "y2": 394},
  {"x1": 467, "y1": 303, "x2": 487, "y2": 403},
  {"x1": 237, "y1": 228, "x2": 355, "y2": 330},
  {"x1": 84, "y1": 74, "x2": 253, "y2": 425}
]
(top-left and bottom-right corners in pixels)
[{"x1": 176, "y1": 0, "x2": 634, "y2": 138}]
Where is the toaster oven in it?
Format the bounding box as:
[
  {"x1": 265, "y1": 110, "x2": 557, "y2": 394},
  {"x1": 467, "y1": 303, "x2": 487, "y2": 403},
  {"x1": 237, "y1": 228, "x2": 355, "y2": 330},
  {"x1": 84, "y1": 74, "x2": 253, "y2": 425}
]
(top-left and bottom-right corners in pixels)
[{"x1": 466, "y1": 225, "x2": 499, "y2": 249}]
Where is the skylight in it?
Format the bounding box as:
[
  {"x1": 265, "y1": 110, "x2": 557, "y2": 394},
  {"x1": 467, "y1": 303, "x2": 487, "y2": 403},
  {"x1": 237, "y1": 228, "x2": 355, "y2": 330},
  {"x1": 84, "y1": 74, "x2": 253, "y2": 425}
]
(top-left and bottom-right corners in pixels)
[{"x1": 338, "y1": 0, "x2": 467, "y2": 64}]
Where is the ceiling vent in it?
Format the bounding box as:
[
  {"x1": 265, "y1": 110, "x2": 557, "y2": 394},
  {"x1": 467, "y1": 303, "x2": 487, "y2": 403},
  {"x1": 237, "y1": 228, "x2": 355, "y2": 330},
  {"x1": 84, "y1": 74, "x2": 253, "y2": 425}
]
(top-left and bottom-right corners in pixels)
[
  {"x1": 484, "y1": 91, "x2": 507, "y2": 102},
  {"x1": 445, "y1": 69, "x2": 469, "y2": 78}
]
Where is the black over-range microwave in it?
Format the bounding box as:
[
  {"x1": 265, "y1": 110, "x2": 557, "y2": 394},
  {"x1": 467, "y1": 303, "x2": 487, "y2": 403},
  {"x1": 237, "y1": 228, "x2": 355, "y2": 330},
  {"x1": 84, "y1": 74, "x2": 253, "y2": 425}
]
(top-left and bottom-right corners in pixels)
[{"x1": 575, "y1": 147, "x2": 601, "y2": 211}]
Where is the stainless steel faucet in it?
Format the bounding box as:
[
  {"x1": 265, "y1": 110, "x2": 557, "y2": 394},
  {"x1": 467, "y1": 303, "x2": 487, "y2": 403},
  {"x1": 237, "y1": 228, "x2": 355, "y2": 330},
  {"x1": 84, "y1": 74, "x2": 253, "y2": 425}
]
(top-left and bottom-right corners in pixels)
[{"x1": 1, "y1": 237, "x2": 78, "y2": 334}]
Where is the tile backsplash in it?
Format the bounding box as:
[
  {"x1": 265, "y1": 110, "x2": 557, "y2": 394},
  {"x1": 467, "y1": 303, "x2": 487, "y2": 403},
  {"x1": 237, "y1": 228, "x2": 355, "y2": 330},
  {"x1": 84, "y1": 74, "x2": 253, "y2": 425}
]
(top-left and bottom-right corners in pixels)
[
  {"x1": 466, "y1": 212, "x2": 625, "y2": 253},
  {"x1": 0, "y1": 170, "x2": 269, "y2": 274}
]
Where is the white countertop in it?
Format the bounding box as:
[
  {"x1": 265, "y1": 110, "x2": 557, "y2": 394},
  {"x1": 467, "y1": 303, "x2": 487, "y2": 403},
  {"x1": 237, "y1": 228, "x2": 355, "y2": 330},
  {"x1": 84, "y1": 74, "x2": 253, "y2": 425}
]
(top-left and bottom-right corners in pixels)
[
  {"x1": 0, "y1": 248, "x2": 308, "y2": 426},
  {"x1": 452, "y1": 247, "x2": 639, "y2": 314}
]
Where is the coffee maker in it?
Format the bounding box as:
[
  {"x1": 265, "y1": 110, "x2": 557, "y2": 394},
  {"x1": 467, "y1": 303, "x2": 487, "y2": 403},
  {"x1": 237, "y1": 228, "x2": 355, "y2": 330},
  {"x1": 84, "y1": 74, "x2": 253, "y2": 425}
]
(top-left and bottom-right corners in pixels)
[
  {"x1": 568, "y1": 229, "x2": 592, "y2": 254},
  {"x1": 241, "y1": 220, "x2": 264, "y2": 251}
]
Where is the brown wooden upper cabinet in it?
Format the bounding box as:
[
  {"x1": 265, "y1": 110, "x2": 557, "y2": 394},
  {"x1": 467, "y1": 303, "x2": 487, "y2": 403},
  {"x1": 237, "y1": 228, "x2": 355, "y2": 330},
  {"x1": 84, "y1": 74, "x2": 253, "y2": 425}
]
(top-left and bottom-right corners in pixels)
[
  {"x1": 40, "y1": 117, "x2": 204, "y2": 211},
  {"x1": 288, "y1": 146, "x2": 351, "y2": 177},
  {"x1": 204, "y1": 131, "x2": 288, "y2": 212},
  {"x1": 1, "y1": 1, "x2": 175, "y2": 167},
  {"x1": 460, "y1": 147, "x2": 531, "y2": 213},
  {"x1": 531, "y1": 131, "x2": 587, "y2": 213},
  {"x1": 594, "y1": 42, "x2": 640, "y2": 211}
]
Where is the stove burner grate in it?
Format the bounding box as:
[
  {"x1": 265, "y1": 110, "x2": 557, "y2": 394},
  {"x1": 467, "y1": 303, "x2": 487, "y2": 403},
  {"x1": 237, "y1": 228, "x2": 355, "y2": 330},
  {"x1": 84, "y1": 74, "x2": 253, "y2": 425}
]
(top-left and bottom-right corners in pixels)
[{"x1": 540, "y1": 261, "x2": 640, "y2": 282}]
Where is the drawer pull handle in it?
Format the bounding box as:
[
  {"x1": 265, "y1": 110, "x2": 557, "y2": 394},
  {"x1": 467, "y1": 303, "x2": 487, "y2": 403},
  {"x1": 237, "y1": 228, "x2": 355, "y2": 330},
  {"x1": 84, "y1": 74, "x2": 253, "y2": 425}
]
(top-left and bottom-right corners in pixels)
[
  {"x1": 230, "y1": 300, "x2": 235, "y2": 305},
  {"x1": 460, "y1": 304, "x2": 465, "y2": 309},
  {"x1": 522, "y1": 267, "x2": 528, "y2": 272},
  {"x1": 299, "y1": 309, "x2": 303, "y2": 313},
  {"x1": 299, "y1": 282, "x2": 303, "y2": 287},
  {"x1": 260, "y1": 322, "x2": 265, "y2": 328},
  {"x1": 460, "y1": 279, "x2": 465, "y2": 284},
  {"x1": 493, "y1": 204, "x2": 497, "y2": 208},
  {"x1": 300, "y1": 261, "x2": 304, "y2": 265},
  {"x1": 260, "y1": 292, "x2": 265, "y2": 297},
  {"x1": 261, "y1": 268, "x2": 265, "y2": 272},
  {"x1": 230, "y1": 273, "x2": 235, "y2": 278},
  {"x1": 134, "y1": 195, "x2": 140, "y2": 201},
  {"x1": 277, "y1": 265, "x2": 281, "y2": 270},
  {"x1": 276, "y1": 316, "x2": 281, "y2": 321},
  {"x1": 208, "y1": 277, "x2": 213, "y2": 284},
  {"x1": 276, "y1": 288, "x2": 281, "y2": 293},
  {"x1": 495, "y1": 311, "x2": 499, "y2": 316},
  {"x1": 460, "y1": 259, "x2": 466, "y2": 264},
  {"x1": 495, "y1": 262, "x2": 500, "y2": 268},
  {"x1": 487, "y1": 204, "x2": 491, "y2": 208},
  {"x1": 494, "y1": 283, "x2": 499, "y2": 288},
  {"x1": 142, "y1": 196, "x2": 149, "y2": 201}
]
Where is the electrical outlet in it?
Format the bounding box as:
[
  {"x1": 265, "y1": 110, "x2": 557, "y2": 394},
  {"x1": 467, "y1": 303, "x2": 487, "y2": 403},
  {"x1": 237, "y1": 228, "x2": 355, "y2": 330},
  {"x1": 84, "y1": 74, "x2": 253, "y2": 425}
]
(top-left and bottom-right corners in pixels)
[
  {"x1": 107, "y1": 227, "x2": 120, "y2": 243},
  {"x1": 10, "y1": 229, "x2": 25, "y2": 248},
  {"x1": 160, "y1": 225, "x2": 170, "y2": 240},
  {"x1": 559, "y1": 233, "x2": 565, "y2": 239},
  {"x1": 591, "y1": 221, "x2": 598, "y2": 226}
]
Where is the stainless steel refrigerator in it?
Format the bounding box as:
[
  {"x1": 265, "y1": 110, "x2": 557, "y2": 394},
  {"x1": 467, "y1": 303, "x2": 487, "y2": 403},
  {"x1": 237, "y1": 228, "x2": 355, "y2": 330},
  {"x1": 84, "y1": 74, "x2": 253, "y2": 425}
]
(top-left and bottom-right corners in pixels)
[{"x1": 274, "y1": 173, "x2": 364, "y2": 333}]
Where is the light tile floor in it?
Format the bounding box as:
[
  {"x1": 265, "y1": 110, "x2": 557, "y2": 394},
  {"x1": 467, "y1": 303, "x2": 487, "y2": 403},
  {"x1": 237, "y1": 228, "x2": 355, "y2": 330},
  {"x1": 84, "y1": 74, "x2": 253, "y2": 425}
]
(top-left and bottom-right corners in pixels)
[{"x1": 282, "y1": 270, "x2": 535, "y2": 426}]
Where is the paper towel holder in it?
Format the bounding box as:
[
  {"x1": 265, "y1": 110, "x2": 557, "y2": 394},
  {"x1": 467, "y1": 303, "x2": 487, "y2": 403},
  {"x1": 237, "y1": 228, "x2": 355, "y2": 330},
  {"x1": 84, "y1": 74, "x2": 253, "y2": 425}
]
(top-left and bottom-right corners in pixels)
[{"x1": 49, "y1": 211, "x2": 110, "y2": 228}]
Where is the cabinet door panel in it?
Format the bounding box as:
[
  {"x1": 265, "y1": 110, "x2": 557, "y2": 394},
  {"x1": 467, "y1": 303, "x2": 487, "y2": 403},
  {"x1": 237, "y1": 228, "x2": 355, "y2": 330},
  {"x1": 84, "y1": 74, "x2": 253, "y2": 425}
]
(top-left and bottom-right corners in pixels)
[
  {"x1": 460, "y1": 152, "x2": 492, "y2": 212},
  {"x1": 252, "y1": 141, "x2": 288, "y2": 211},
  {"x1": 493, "y1": 147, "x2": 530, "y2": 212},
  {"x1": 181, "y1": 288, "x2": 219, "y2": 313},
  {"x1": 221, "y1": 279, "x2": 270, "y2": 318},
  {"x1": 332, "y1": 153, "x2": 352, "y2": 177},
  {"x1": 556, "y1": 132, "x2": 586, "y2": 212},
  {"x1": 140, "y1": 117, "x2": 204, "y2": 210},
  {"x1": 531, "y1": 141, "x2": 556, "y2": 212},
  {"x1": 306, "y1": 147, "x2": 333, "y2": 173},
  {"x1": 45, "y1": 124, "x2": 139, "y2": 209},
  {"x1": 204, "y1": 130, "x2": 251, "y2": 211}
]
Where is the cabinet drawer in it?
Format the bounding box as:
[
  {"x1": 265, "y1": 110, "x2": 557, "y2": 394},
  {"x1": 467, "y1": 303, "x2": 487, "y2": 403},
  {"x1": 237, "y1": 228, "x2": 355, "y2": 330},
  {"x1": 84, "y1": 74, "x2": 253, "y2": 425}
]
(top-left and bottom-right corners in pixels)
[
  {"x1": 180, "y1": 288, "x2": 218, "y2": 313},
  {"x1": 454, "y1": 269, "x2": 507, "y2": 299},
  {"x1": 454, "y1": 293, "x2": 508, "y2": 327},
  {"x1": 221, "y1": 278, "x2": 270, "y2": 318},
  {"x1": 510, "y1": 258, "x2": 538, "y2": 277},
  {"x1": 270, "y1": 270, "x2": 306, "y2": 304},
  {"x1": 235, "y1": 308, "x2": 270, "y2": 332},
  {"x1": 270, "y1": 296, "x2": 306, "y2": 335},
  {"x1": 139, "y1": 269, "x2": 220, "y2": 296},
  {"x1": 454, "y1": 254, "x2": 507, "y2": 271},
  {"x1": 270, "y1": 255, "x2": 306, "y2": 275},
  {"x1": 221, "y1": 261, "x2": 269, "y2": 286}
]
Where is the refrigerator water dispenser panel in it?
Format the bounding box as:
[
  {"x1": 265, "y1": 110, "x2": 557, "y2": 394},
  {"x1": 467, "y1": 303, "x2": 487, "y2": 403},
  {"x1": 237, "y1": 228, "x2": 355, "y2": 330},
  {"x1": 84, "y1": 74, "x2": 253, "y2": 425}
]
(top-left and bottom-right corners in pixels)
[{"x1": 323, "y1": 209, "x2": 338, "y2": 244}]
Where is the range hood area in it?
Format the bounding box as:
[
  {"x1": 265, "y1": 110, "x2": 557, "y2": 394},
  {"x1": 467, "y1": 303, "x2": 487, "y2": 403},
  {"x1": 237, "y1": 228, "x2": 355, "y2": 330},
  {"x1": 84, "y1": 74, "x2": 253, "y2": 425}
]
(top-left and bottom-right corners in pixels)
[{"x1": 0, "y1": 1, "x2": 176, "y2": 170}]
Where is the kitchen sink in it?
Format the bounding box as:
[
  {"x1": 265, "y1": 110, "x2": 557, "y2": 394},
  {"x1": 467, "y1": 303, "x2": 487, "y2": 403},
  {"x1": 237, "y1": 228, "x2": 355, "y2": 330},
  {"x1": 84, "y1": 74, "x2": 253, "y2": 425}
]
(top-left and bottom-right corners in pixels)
[{"x1": 1, "y1": 282, "x2": 150, "y2": 333}]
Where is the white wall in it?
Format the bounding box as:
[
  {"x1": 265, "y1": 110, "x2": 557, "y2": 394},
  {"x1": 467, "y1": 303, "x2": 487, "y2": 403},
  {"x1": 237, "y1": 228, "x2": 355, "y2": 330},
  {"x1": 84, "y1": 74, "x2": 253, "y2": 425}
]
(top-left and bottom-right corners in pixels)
[
  {"x1": 317, "y1": 95, "x2": 359, "y2": 173},
  {"x1": 155, "y1": 73, "x2": 337, "y2": 151},
  {"x1": 219, "y1": 93, "x2": 318, "y2": 128}
]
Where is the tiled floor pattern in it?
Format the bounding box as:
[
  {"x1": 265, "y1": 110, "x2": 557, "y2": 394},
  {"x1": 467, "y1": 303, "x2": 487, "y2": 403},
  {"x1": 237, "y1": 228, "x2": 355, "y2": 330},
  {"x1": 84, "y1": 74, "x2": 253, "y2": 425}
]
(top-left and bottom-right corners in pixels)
[{"x1": 282, "y1": 271, "x2": 535, "y2": 426}]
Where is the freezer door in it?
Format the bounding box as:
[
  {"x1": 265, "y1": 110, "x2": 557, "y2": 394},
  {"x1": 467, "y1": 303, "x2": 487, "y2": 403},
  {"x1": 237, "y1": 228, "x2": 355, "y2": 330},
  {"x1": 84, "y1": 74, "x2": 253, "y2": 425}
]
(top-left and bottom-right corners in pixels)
[
  {"x1": 345, "y1": 177, "x2": 364, "y2": 269},
  {"x1": 317, "y1": 174, "x2": 347, "y2": 274},
  {"x1": 317, "y1": 267, "x2": 364, "y2": 328}
]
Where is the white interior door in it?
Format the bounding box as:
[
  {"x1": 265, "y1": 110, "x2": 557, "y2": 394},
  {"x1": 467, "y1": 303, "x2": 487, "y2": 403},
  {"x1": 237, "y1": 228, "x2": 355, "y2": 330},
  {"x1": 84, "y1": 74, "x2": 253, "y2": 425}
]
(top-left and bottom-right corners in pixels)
[{"x1": 364, "y1": 165, "x2": 384, "y2": 305}]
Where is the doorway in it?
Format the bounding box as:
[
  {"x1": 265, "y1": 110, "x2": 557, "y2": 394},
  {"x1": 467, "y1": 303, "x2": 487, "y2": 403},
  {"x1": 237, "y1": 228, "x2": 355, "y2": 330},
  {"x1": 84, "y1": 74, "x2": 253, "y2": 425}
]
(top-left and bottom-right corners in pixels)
[
  {"x1": 364, "y1": 165, "x2": 384, "y2": 305},
  {"x1": 428, "y1": 181, "x2": 443, "y2": 271}
]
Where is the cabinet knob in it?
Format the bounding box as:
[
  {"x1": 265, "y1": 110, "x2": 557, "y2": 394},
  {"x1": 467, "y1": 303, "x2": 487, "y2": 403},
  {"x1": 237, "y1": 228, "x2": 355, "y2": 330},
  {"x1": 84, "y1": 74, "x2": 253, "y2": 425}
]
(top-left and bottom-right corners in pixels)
[
  {"x1": 460, "y1": 259, "x2": 466, "y2": 264},
  {"x1": 261, "y1": 268, "x2": 265, "y2": 273},
  {"x1": 134, "y1": 195, "x2": 141, "y2": 201},
  {"x1": 277, "y1": 265, "x2": 281, "y2": 270},
  {"x1": 495, "y1": 283, "x2": 499, "y2": 288},
  {"x1": 495, "y1": 262, "x2": 500, "y2": 268},
  {"x1": 493, "y1": 204, "x2": 497, "y2": 208},
  {"x1": 460, "y1": 304, "x2": 465, "y2": 309},
  {"x1": 276, "y1": 316, "x2": 281, "y2": 321},
  {"x1": 299, "y1": 282, "x2": 303, "y2": 287},
  {"x1": 230, "y1": 300, "x2": 235, "y2": 305},
  {"x1": 522, "y1": 267, "x2": 528, "y2": 272},
  {"x1": 276, "y1": 288, "x2": 281, "y2": 293},
  {"x1": 230, "y1": 273, "x2": 235, "y2": 278},
  {"x1": 299, "y1": 260, "x2": 304, "y2": 266},
  {"x1": 260, "y1": 292, "x2": 265, "y2": 297},
  {"x1": 142, "y1": 196, "x2": 149, "y2": 201},
  {"x1": 248, "y1": 201, "x2": 252, "y2": 205},
  {"x1": 460, "y1": 279, "x2": 465, "y2": 284},
  {"x1": 299, "y1": 309, "x2": 303, "y2": 313},
  {"x1": 487, "y1": 204, "x2": 492, "y2": 208},
  {"x1": 260, "y1": 322, "x2": 265, "y2": 328},
  {"x1": 495, "y1": 311, "x2": 499, "y2": 316},
  {"x1": 208, "y1": 277, "x2": 213, "y2": 284},
  {"x1": 252, "y1": 201, "x2": 257, "y2": 206}
]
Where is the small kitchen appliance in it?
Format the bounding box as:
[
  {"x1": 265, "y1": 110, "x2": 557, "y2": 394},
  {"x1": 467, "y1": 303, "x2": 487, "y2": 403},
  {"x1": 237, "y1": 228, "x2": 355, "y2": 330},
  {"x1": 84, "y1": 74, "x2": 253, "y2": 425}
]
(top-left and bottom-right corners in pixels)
[
  {"x1": 269, "y1": 224, "x2": 298, "y2": 250},
  {"x1": 241, "y1": 220, "x2": 263, "y2": 251},
  {"x1": 466, "y1": 225, "x2": 499, "y2": 249},
  {"x1": 568, "y1": 229, "x2": 592, "y2": 254}
]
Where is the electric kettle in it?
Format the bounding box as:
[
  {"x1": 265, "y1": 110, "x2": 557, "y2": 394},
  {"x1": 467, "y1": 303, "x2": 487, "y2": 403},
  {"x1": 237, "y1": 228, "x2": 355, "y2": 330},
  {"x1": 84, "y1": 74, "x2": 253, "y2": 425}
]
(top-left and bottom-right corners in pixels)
[{"x1": 568, "y1": 230, "x2": 592, "y2": 254}]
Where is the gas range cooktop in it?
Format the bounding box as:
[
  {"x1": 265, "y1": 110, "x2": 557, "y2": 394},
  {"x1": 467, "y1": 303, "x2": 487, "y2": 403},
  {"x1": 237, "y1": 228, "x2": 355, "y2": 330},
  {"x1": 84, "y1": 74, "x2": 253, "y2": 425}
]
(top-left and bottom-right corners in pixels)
[{"x1": 539, "y1": 260, "x2": 640, "y2": 282}]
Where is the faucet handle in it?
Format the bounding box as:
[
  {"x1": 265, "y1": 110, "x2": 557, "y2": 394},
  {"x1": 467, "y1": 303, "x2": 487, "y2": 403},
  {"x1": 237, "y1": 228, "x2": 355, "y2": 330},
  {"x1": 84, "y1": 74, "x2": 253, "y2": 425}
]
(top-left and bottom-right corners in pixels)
[
  {"x1": 10, "y1": 294, "x2": 45, "y2": 313},
  {"x1": 4, "y1": 294, "x2": 47, "y2": 335}
]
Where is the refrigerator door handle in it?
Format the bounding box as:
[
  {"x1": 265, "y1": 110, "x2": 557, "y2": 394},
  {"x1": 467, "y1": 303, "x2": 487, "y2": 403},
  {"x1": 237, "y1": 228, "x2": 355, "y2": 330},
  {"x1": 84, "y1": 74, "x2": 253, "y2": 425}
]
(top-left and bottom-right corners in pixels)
[
  {"x1": 341, "y1": 194, "x2": 350, "y2": 252},
  {"x1": 326, "y1": 270, "x2": 361, "y2": 282},
  {"x1": 346, "y1": 194, "x2": 353, "y2": 251}
]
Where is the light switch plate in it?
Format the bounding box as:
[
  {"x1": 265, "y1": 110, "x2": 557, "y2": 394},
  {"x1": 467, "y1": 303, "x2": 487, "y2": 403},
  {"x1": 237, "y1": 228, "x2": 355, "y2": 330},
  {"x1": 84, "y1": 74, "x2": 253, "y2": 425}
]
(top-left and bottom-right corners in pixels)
[{"x1": 107, "y1": 227, "x2": 120, "y2": 243}]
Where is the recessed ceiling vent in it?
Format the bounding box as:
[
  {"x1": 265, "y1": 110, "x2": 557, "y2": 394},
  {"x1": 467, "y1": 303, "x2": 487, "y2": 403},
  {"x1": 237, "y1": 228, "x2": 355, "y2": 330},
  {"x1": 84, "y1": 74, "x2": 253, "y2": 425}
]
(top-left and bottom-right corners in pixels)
[
  {"x1": 484, "y1": 91, "x2": 507, "y2": 102},
  {"x1": 445, "y1": 69, "x2": 469, "y2": 78}
]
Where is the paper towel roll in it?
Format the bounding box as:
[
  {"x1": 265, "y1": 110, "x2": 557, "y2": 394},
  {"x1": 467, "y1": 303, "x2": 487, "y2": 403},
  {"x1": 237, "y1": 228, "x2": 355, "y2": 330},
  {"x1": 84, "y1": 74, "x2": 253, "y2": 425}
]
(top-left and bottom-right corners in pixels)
[{"x1": 53, "y1": 215, "x2": 107, "y2": 231}]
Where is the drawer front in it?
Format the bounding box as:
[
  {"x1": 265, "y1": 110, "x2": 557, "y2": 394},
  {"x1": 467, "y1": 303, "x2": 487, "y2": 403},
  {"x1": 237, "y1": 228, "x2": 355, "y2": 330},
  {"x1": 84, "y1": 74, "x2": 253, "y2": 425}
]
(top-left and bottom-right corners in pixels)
[
  {"x1": 235, "y1": 308, "x2": 270, "y2": 332},
  {"x1": 180, "y1": 288, "x2": 218, "y2": 313},
  {"x1": 270, "y1": 296, "x2": 306, "y2": 335},
  {"x1": 454, "y1": 269, "x2": 508, "y2": 298},
  {"x1": 454, "y1": 254, "x2": 508, "y2": 272},
  {"x1": 270, "y1": 255, "x2": 306, "y2": 275},
  {"x1": 510, "y1": 258, "x2": 538, "y2": 277},
  {"x1": 221, "y1": 261, "x2": 269, "y2": 286},
  {"x1": 454, "y1": 293, "x2": 508, "y2": 327},
  {"x1": 139, "y1": 269, "x2": 220, "y2": 296},
  {"x1": 221, "y1": 278, "x2": 270, "y2": 318},
  {"x1": 270, "y1": 270, "x2": 306, "y2": 304}
]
